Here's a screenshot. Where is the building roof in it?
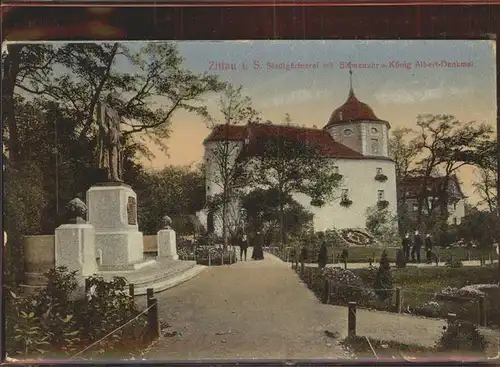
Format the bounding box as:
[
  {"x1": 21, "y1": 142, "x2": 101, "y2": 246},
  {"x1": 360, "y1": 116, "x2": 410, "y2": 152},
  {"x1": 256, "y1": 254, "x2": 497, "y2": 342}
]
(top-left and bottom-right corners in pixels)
[
  {"x1": 204, "y1": 123, "x2": 365, "y2": 159},
  {"x1": 399, "y1": 175, "x2": 466, "y2": 199},
  {"x1": 323, "y1": 70, "x2": 389, "y2": 129}
]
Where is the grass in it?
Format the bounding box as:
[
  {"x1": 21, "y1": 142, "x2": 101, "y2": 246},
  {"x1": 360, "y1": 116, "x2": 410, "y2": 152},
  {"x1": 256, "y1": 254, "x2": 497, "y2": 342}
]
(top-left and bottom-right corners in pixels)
[
  {"x1": 298, "y1": 263, "x2": 499, "y2": 328},
  {"x1": 278, "y1": 246, "x2": 497, "y2": 264}
]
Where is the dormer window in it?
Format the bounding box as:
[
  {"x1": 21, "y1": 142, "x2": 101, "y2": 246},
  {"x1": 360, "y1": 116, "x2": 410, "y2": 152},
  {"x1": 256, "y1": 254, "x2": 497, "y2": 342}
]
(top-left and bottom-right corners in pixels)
[{"x1": 344, "y1": 128, "x2": 353, "y2": 136}]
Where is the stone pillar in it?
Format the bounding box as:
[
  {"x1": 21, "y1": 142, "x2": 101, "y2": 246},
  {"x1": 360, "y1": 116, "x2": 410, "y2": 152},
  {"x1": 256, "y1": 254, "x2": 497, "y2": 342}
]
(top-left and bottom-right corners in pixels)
[
  {"x1": 157, "y1": 229, "x2": 178, "y2": 260},
  {"x1": 55, "y1": 223, "x2": 98, "y2": 281}
]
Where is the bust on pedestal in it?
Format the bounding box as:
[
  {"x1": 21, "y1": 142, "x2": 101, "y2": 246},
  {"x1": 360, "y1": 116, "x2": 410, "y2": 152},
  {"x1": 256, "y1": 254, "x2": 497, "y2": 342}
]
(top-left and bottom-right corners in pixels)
[
  {"x1": 55, "y1": 199, "x2": 97, "y2": 283},
  {"x1": 157, "y1": 215, "x2": 179, "y2": 260}
]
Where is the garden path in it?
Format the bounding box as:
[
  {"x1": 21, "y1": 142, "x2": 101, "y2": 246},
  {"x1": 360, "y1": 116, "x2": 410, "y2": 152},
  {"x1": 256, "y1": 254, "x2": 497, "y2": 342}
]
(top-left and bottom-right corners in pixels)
[{"x1": 140, "y1": 250, "x2": 499, "y2": 360}]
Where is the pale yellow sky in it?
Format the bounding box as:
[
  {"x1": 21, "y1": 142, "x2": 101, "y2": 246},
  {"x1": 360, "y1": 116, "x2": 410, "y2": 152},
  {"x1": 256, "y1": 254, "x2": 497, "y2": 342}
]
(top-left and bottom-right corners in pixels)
[{"x1": 139, "y1": 40, "x2": 497, "y2": 205}]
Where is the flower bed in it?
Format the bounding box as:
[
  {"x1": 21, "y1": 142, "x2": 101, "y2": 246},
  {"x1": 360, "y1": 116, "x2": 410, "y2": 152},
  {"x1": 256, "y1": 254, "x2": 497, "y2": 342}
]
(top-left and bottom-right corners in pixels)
[{"x1": 178, "y1": 245, "x2": 237, "y2": 266}]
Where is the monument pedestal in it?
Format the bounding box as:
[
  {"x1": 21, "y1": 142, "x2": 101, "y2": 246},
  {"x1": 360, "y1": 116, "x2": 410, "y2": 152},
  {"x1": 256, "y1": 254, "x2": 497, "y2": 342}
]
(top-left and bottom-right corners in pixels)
[
  {"x1": 87, "y1": 182, "x2": 144, "y2": 269},
  {"x1": 55, "y1": 223, "x2": 97, "y2": 281},
  {"x1": 157, "y1": 229, "x2": 179, "y2": 260}
]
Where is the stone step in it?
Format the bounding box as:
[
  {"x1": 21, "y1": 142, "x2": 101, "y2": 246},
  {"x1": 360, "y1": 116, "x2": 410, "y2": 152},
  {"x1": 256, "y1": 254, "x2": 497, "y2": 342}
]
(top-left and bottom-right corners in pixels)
[{"x1": 131, "y1": 265, "x2": 206, "y2": 296}]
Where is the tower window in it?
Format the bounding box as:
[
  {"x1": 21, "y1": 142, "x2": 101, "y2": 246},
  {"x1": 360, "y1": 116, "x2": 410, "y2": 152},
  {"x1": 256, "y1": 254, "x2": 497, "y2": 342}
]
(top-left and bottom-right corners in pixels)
[
  {"x1": 378, "y1": 190, "x2": 385, "y2": 201},
  {"x1": 371, "y1": 139, "x2": 380, "y2": 154},
  {"x1": 371, "y1": 127, "x2": 379, "y2": 134}
]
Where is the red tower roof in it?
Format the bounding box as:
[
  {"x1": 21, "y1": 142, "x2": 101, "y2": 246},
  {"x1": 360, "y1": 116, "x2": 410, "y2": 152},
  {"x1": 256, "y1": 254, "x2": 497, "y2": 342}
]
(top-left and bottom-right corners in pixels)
[{"x1": 324, "y1": 70, "x2": 386, "y2": 129}]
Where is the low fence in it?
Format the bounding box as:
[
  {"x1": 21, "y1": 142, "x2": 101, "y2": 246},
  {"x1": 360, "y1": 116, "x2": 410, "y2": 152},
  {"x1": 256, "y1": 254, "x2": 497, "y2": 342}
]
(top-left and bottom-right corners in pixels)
[
  {"x1": 72, "y1": 282, "x2": 162, "y2": 359},
  {"x1": 269, "y1": 245, "x2": 497, "y2": 266},
  {"x1": 292, "y1": 259, "x2": 490, "y2": 328}
]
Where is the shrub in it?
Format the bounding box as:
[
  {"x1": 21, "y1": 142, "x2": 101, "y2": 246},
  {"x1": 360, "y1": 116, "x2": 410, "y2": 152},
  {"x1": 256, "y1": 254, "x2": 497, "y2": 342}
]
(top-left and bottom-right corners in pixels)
[
  {"x1": 437, "y1": 319, "x2": 487, "y2": 352},
  {"x1": 395, "y1": 249, "x2": 406, "y2": 268},
  {"x1": 318, "y1": 243, "x2": 328, "y2": 269},
  {"x1": 5, "y1": 267, "x2": 148, "y2": 358},
  {"x1": 374, "y1": 249, "x2": 393, "y2": 301},
  {"x1": 420, "y1": 301, "x2": 442, "y2": 317},
  {"x1": 321, "y1": 267, "x2": 375, "y2": 305},
  {"x1": 80, "y1": 275, "x2": 147, "y2": 352}
]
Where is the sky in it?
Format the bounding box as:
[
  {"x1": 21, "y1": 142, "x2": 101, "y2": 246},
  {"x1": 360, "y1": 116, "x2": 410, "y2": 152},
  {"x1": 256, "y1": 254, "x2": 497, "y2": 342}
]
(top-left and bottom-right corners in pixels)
[{"x1": 134, "y1": 40, "x2": 496, "y2": 204}]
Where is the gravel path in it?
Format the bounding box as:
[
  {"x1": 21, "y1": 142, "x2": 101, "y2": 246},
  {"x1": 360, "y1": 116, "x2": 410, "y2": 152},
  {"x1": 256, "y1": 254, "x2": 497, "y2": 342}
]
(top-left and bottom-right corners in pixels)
[{"x1": 141, "y1": 249, "x2": 499, "y2": 360}]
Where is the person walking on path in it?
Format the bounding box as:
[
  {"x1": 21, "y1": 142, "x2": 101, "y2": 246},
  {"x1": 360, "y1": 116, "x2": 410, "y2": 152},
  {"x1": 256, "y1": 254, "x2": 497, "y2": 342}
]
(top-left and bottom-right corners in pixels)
[
  {"x1": 240, "y1": 232, "x2": 249, "y2": 261},
  {"x1": 424, "y1": 233, "x2": 434, "y2": 264},
  {"x1": 402, "y1": 232, "x2": 412, "y2": 262},
  {"x1": 411, "y1": 230, "x2": 422, "y2": 263},
  {"x1": 252, "y1": 232, "x2": 264, "y2": 260}
]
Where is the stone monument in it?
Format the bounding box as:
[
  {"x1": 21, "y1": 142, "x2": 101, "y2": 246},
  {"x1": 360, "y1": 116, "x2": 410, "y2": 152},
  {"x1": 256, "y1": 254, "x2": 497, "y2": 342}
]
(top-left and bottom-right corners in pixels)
[
  {"x1": 55, "y1": 199, "x2": 97, "y2": 282},
  {"x1": 157, "y1": 215, "x2": 178, "y2": 260},
  {"x1": 86, "y1": 99, "x2": 145, "y2": 270}
]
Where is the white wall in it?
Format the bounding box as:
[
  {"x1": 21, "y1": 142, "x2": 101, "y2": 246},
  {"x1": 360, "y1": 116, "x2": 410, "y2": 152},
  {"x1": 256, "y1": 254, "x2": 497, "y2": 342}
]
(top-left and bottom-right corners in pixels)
[
  {"x1": 293, "y1": 158, "x2": 397, "y2": 230},
  {"x1": 203, "y1": 138, "x2": 398, "y2": 234},
  {"x1": 448, "y1": 199, "x2": 466, "y2": 225},
  {"x1": 204, "y1": 140, "x2": 244, "y2": 198}
]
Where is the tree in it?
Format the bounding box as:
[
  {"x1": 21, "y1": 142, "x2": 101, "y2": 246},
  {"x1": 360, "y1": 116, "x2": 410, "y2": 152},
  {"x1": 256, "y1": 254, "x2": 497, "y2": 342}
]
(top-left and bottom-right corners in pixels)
[
  {"x1": 457, "y1": 208, "x2": 499, "y2": 255},
  {"x1": 3, "y1": 42, "x2": 225, "y2": 172},
  {"x1": 473, "y1": 139, "x2": 498, "y2": 213},
  {"x1": 244, "y1": 130, "x2": 342, "y2": 247},
  {"x1": 412, "y1": 114, "x2": 492, "y2": 229},
  {"x1": 365, "y1": 205, "x2": 400, "y2": 247},
  {"x1": 206, "y1": 84, "x2": 261, "y2": 247},
  {"x1": 2, "y1": 44, "x2": 58, "y2": 166},
  {"x1": 389, "y1": 127, "x2": 421, "y2": 183},
  {"x1": 134, "y1": 164, "x2": 205, "y2": 235},
  {"x1": 373, "y1": 249, "x2": 393, "y2": 301},
  {"x1": 389, "y1": 128, "x2": 422, "y2": 233},
  {"x1": 241, "y1": 188, "x2": 313, "y2": 246}
]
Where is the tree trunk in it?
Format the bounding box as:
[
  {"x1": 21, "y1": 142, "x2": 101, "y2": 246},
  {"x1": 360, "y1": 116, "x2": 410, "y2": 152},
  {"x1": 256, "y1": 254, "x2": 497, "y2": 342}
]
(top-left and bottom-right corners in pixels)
[
  {"x1": 222, "y1": 191, "x2": 228, "y2": 250},
  {"x1": 279, "y1": 200, "x2": 285, "y2": 248},
  {"x1": 78, "y1": 42, "x2": 119, "y2": 141}
]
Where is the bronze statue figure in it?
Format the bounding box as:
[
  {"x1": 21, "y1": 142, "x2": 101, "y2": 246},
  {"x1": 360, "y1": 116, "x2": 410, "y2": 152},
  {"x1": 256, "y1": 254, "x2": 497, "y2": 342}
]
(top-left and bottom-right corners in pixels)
[{"x1": 96, "y1": 98, "x2": 124, "y2": 182}]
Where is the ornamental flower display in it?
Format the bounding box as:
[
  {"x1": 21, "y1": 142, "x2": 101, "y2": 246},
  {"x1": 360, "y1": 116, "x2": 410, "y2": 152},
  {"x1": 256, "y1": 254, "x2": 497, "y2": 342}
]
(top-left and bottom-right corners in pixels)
[{"x1": 374, "y1": 173, "x2": 388, "y2": 182}]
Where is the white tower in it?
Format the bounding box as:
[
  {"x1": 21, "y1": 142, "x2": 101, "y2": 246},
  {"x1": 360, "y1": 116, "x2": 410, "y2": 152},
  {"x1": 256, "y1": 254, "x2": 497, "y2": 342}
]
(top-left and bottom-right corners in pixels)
[{"x1": 324, "y1": 69, "x2": 390, "y2": 157}]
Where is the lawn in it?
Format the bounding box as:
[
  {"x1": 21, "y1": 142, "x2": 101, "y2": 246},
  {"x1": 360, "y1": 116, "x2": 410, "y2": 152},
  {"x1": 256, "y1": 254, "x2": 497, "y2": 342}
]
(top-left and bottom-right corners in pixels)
[
  {"x1": 277, "y1": 246, "x2": 496, "y2": 264},
  {"x1": 298, "y1": 264, "x2": 499, "y2": 328}
]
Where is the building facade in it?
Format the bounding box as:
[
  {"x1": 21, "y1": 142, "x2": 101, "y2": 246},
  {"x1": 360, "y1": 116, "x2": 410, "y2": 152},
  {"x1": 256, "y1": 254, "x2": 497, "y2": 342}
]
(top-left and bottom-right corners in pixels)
[{"x1": 199, "y1": 73, "x2": 398, "y2": 235}]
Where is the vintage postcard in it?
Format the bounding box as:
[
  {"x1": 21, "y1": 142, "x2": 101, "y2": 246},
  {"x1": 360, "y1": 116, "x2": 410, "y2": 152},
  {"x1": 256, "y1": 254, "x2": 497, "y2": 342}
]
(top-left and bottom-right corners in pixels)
[{"x1": 2, "y1": 40, "x2": 498, "y2": 361}]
